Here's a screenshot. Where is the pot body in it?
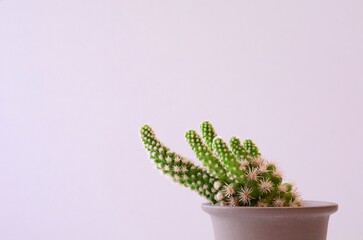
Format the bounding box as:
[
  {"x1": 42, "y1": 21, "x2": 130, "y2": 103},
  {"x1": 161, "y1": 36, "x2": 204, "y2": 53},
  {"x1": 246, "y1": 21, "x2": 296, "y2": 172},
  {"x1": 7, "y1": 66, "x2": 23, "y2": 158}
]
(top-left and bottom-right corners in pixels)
[{"x1": 202, "y1": 201, "x2": 338, "y2": 240}]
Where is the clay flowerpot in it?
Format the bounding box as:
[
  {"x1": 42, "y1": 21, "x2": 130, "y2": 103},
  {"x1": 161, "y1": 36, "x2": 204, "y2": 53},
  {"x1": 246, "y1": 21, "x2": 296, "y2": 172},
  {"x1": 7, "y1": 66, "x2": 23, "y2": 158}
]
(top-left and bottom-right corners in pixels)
[{"x1": 202, "y1": 200, "x2": 338, "y2": 240}]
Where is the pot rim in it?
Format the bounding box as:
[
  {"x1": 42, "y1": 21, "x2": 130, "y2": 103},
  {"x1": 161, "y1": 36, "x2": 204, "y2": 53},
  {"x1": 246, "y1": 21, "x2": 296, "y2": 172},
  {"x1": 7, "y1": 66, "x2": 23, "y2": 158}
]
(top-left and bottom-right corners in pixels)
[
  {"x1": 202, "y1": 200, "x2": 338, "y2": 210},
  {"x1": 202, "y1": 200, "x2": 338, "y2": 217}
]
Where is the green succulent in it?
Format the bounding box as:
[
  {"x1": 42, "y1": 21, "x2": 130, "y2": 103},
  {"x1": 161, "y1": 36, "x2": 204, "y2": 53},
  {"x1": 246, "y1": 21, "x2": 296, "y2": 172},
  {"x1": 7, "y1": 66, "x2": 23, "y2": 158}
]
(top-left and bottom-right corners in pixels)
[{"x1": 140, "y1": 121, "x2": 302, "y2": 207}]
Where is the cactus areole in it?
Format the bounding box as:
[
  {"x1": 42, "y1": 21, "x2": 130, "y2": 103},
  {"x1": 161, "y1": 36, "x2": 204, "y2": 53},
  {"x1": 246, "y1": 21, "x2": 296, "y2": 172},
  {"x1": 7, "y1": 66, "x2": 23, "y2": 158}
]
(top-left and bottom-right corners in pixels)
[{"x1": 140, "y1": 121, "x2": 303, "y2": 207}]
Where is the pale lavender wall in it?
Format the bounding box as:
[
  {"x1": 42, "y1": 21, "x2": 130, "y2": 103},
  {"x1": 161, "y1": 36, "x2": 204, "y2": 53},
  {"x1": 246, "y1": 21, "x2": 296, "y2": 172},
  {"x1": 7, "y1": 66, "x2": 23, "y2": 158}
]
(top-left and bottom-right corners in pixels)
[{"x1": 1, "y1": 0, "x2": 362, "y2": 240}]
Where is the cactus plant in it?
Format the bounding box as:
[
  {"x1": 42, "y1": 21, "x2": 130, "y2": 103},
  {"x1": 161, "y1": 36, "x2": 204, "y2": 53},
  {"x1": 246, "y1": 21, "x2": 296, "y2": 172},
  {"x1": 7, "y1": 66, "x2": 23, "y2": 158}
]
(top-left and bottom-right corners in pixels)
[{"x1": 140, "y1": 121, "x2": 302, "y2": 207}]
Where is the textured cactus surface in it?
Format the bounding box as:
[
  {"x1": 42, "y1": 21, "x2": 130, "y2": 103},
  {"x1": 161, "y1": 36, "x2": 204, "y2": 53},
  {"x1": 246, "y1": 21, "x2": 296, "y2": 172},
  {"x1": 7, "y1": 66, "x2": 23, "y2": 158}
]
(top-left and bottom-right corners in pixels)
[{"x1": 140, "y1": 121, "x2": 302, "y2": 207}]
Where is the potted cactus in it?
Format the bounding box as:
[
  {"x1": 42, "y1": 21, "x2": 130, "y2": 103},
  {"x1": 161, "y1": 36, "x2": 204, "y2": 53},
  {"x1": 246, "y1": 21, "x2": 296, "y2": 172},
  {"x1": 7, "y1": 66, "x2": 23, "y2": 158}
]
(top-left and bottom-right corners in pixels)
[{"x1": 140, "y1": 121, "x2": 338, "y2": 240}]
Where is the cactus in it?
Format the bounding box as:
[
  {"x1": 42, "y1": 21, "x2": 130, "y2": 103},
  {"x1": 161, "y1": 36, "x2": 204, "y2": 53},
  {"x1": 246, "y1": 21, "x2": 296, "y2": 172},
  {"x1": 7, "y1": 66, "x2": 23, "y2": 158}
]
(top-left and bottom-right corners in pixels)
[{"x1": 140, "y1": 121, "x2": 302, "y2": 207}]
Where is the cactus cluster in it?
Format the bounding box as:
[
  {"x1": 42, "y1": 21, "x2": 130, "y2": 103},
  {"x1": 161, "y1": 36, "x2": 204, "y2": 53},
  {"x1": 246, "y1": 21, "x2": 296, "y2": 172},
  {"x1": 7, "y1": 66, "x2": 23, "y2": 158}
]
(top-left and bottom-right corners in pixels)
[{"x1": 140, "y1": 121, "x2": 302, "y2": 207}]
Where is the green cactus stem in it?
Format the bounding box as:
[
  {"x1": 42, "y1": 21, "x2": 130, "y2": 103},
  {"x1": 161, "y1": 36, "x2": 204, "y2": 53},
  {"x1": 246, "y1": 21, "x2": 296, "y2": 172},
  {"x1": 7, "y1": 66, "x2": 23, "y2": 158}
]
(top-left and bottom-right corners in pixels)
[
  {"x1": 229, "y1": 136, "x2": 261, "y2": 160},
  {"x1": 140, "y1": 122, "x2": 303, "y2": 207},
  {"x1": 200, "y1": 121, "x2": 217, "y2": 149},
  {"x1": 140, "y1": 124, "x2": 220, "y2": 203},
  {"x1": 185, "y1": 130, "x2": 230, "y2": 183},
  {"x1": 212, "y1": 137, "x2": 246, "y2": 184}
]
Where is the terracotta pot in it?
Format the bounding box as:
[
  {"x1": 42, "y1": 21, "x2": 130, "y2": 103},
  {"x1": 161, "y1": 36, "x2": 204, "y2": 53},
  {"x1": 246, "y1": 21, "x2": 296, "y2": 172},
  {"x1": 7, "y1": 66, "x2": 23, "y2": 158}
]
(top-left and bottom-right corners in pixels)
[{"x1": 202, "y1": 200, "x2": 338, "y2": 240}]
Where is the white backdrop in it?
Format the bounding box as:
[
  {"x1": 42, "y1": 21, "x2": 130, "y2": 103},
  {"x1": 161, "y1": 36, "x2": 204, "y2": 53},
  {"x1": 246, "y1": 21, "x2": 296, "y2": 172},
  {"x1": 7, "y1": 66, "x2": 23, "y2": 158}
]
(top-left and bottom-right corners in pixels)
[{"x1": 1, "y1": 1, "x2": 363, "y2": 240}]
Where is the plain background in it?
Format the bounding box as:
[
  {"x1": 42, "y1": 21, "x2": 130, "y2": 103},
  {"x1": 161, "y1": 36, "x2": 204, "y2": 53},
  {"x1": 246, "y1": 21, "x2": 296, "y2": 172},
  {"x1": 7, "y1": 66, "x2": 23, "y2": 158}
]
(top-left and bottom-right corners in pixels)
[{"x1": 1, "y1": 0, "x2": 363, "y2": 239}]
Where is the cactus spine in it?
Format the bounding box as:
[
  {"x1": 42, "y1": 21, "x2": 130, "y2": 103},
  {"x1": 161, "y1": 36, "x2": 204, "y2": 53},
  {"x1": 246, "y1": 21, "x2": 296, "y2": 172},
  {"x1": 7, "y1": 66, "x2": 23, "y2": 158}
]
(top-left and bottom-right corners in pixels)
[{"x1": 140, "y1": 121, "x2": 302, "y2": 207}]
